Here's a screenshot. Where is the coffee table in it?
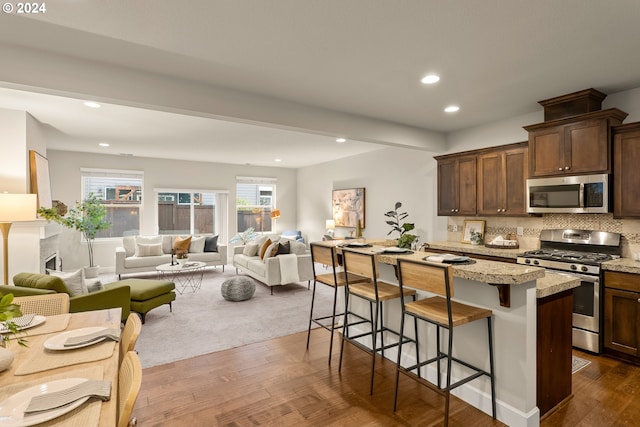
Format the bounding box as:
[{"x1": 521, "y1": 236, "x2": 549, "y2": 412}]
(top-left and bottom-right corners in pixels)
[{"x1": 156, "y1": 261, "x2": 206, "y2": 294}]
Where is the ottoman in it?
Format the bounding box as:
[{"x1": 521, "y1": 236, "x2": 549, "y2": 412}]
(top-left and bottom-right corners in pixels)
[
  {"x1": 111, "y1": 279, "x2": 176, "y2": 323},
  {"x1": 221, "y1": 276, "x2": 256, "y2": 302}
]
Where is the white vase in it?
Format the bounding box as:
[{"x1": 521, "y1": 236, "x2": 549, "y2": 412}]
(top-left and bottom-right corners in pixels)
[
  {"x1": 0, "y1": 347, "x2": 14, "y2": 372},
  {"x1": 84, "y1": 266, "x2": 100, "y2": 278},
  {"x1": 177, "y1": 258, "x2": 187, "y2": 267}
]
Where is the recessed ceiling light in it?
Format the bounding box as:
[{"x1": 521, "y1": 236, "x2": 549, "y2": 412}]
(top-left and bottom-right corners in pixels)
[
  {"x1": 83, "y1": 101, "x2": 101, "y2": 108},
  {"x1": 336, "y1": 138, "x2": 346, "y2": 143},
  {"x1": 421, "y1": 74, "x2": 440, "y2": 84},
  {"x1": 98, "y1": 143, "x2": 110, "y2": 147},
  {"x1": 274, "y1": 158, "x2": 282, "y2": 162},
  {"x1": 444, "y1": 105, "x2": 460, "y2": 113}
]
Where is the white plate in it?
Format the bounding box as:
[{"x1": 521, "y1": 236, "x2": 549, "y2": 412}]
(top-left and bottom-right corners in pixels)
[
  {"x1": 0, "y1": 378, "x2": 90, "y2": 427},
  {"x1": 44, "y1": 327, "x2": 109, "y2": 351},
  {"x1": 0, "y1": 316, "x2": 46, "y2": 334}
]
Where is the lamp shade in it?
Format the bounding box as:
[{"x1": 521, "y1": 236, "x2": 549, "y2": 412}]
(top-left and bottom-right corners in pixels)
[
  {"x1": 270, "y1": 209, "x2": 281, "y2": 219},
  {"x1": 326, "y1": 219, "x2": 335, "y2": 229},
  {"x1": 0, "y1": 193, "x2": 37, "y2": 222}
]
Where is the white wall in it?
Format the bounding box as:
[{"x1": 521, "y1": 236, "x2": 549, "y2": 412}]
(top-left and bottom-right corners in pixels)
[
  {"x1": 297, "y1": 146, "x2": 447, "y2": 245},
  {"x1": 0, "y1": 108, "x2": 28, "y2": 193},
  {"x1": 46, "y1": 150, "x2": 298, "y2": 270}
]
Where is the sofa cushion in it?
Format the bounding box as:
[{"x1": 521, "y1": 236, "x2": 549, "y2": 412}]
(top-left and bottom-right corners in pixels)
[
  {"x1": 187, "y1": 252, "x2": 222, "y2": 263},
  {"x1": 47, "y1": 269, "x2": 86, "y2": 296},
  {"x1": 247, "y1": 258, "x2": 267, "y2": 276},
  {"x1": 289, "y1": 240, "x2": 307, "y2": 255},
  {"x1": 233, "y1": 254, "x2": 252, "y2": 269},
  {"x1": 173, "y1": 236, "x2": 192, "y2": 255},
  {"x1": 189, "y1": 236, "x2": 206, "y2": 253},
  {"x1": 137, "y1": 235, "x2": 163, "y2": 245},
  {"x1": 124, "y1": 255, "x2": 171, "y2": 268},
  {"x1": 276, "y1": 240, "x2": 291, "y2": 255},
  {"x1": 264, "y1": 241, "x2": 280, "y2": 259},
  {"x1": 243, "y1": 243, "x2": 259, "y2": 256},
  {"x1": 204, "y1": 235, "x2": 219, "y2": 252},
  {"x1": 123, "y1": 236, "x2": 136, "y2": 257},
  {"x1": 135, "y1": 242, "x2": 163, "y2": 257},
  {"x1": 162, "y1": 235, "x2": 174, "y2": 254},
  {"x1": 259, "y1": 238, "x2": 273, "y2": 259},
  {"x1": 13, "y1": 272, "x2": 71, "y2": 295},
  {"x1": 118, "y1": 278, "x2": 175, "y2": 301}
]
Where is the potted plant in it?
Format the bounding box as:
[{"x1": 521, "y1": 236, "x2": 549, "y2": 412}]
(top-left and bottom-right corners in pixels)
[
  {"x1": 230, "y1": 227, "x2": 259, "y2": 245},
  {"x1": 384, "y1": 202, "x2": 418, "y2": 249},
  {"x1": 0, "y1": 293, "x2": 27, "y2": 372},
  {"x1": 37, "y1": 193, "x2": 111, "y2": 278}
]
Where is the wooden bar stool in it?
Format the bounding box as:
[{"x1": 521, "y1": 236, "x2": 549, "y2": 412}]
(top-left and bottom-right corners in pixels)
[
  {"x1": 306, "y1": 242, "x2": 368, "y2": 364},
  {"x1": 338, "y1": 248, "x2": 417, "y2": 395},
  {"x1": 393, "y1": 258, "x2": 496, "y2": 426}
]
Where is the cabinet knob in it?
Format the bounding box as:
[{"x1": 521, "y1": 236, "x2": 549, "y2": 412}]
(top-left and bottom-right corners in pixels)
[
  {"x1": 564, "y1": 166, "x2": 570, "y2": 170},
  {"x1": 451, "y1": 209, "x2": 455, "y2": 212},
  {"x1": 497, "y1": 209, "x2": 501, "y2": 212},
  {"x1": 638, "y1": 298, "x2": 640, "y2": 303},
  {"x1": 558, "y1": 167, "x2": 563, "y2": 171}
]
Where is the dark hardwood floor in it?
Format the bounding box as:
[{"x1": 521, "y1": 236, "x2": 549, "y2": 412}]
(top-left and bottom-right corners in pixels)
[{"x1": 133, "y1": 331, "x2": 640, "y2": 426}]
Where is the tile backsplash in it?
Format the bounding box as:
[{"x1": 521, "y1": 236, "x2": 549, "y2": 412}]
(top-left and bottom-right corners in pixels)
[{"x1": 447, "y1": 214, "x2": 640, "y2": 257}]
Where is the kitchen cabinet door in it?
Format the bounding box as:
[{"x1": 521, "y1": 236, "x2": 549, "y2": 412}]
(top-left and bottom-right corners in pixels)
[
  {"x1": 477, "y1": 146, "x2": 527, "y2": 216},
  {"x1": 437, "y1": 155, "x2": 476, "y2": 216},
  {"x1": 613, "y1": 123, "x2": 640, "y2": 217},
  {"x1": 604, "y1": 271, "x2": 640, "y2": 359}
]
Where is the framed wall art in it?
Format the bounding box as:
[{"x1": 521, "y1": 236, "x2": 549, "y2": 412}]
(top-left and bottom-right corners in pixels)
[
  {"x1": 29, "y1": 150, "x2": 52, "y2": 209},
  {"x1": 462, "y1": 220, "x2": 486, "y2": 244},
  {"x1": 332, "y1": 187, "x2": 365, "y2": 228}
]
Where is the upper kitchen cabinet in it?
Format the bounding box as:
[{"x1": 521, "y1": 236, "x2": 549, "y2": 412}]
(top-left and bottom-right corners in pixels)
[
  {"x1": 435, "y1": 153, "x2": 477, "y2": 216},
  {"x1": 524, "y1": 89, "x2": 627, "y2": 178},
  {"x1": 525, "y1": 110, "x2": 627, "y2": 177},
  {"x1": 477, "y1": 143, "x2": 528, "y2": 216},
  {"x1": 613, "y1": 122, "x2": 640, "y2": 217}
]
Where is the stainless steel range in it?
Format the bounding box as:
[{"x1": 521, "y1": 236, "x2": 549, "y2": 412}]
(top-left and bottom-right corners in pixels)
[{"x1": 517, "y1": 229, "x2": 621, "y2": 353}]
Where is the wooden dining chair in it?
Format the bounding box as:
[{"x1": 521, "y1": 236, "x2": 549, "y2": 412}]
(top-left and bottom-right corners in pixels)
[
  {"x1": 306, "y1": 242, "x2": 368, "y2": 364},
  {"x1": 119, "y1": 350, "x2": 142, "y2": 427},
  {"x1": 12, "y1": 294, "x2": 70, "y2": 317},
  {"x1": 338, "y1": 248, "x2": 417, "y2": 395},
  {"x1": 120, "y1": 313, "x2": 142, "y2": 365},
  {"x1": 393, "y1": 258, "x2": 496, "y2": 426}
]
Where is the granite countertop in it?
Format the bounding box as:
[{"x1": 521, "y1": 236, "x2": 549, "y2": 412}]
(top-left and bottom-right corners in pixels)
[
  {"x1": 427, "y1": 241, "x2": 533, "y2": 259},
  {"x1": 602, "y1": 258, "x2": 640, "y2": 274},
  {"x1": 375, "y1": 250, "x2": 545, "y2": 286},
  {"x1": 536, "y1": 273, "x2": 580, "y2": 298}
]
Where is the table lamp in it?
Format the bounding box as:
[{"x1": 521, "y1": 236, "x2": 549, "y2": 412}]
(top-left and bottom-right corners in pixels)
[
  {"x1": 0, "y1": 193, "x2": 37, "y2": 285},
  {"x1": 326, "y1": 219, "x2": 335, "y2": 237}
]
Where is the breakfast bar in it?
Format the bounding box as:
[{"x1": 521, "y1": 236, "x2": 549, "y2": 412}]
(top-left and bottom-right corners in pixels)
[{"x1": 324, "y1": 241, "x2": 577, "y2": 427}]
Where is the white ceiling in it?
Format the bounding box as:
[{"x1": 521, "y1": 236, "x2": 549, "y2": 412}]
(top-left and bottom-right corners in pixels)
[{"x1": 1, "y1": 0, "x2": 640, "y2": 167}]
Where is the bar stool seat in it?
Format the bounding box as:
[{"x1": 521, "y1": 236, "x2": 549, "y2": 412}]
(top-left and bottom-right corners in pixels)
[
  {"x1": 306, "y1": 243, "x2": 368, "y2": 365},
  {"x1": 338, "y1": 248, "x2": 416, "y2": 395},
  {"x1": 393, "y1": 258, "x2": 496, "y2": 427}
]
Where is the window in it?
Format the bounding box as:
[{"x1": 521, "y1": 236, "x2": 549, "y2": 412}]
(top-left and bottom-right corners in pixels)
[
  {"x1": 81, "y1": 169, "x2": 143, "y2": 238},
  {"x1": 236, "y1": 177, "x2": 276, "y2": 233},
  {"x1": 156, "y1": 190, "x2": 219, "y2": 235}
]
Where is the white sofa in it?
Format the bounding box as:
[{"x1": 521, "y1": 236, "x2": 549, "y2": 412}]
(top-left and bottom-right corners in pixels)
[
  {"x1": 232, "y1": 236, "x2": 313, "y2": 294},
  {"x1": 116, "y1": 235, "x2": 227, "y2": 279}
]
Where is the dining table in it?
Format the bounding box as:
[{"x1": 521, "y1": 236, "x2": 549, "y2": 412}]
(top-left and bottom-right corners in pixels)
[{"x1": 0, "y1": 308, "x2": 122, "y2": 426}]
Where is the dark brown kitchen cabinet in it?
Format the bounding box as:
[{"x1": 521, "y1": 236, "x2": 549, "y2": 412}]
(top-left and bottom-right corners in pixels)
[
  {"x1": 613, "y1": 122, "x2": 640, "y2": 217},
  {"x1": 604, "y1": 271, "x2": 640, "y2": 361},
  {"x1": 477, "y1": 143, "x2": 528, "y2": 216},
  {"x1": 436, "y1": 154, "x2": 477, "y2": 216},
  {"x1": 524, "y1": 109, "x2": 627, "y2": 178}
]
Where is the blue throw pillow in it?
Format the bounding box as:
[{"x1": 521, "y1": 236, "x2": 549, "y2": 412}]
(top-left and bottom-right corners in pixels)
[{"x1": 204, "y1": 235, "x2": 219, "y2": 252}]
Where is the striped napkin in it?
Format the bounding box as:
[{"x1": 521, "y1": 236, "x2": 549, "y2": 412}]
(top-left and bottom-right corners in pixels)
[
  {"x1": 0, "y1": 313, "x2": 35, "y2": 332},
  {"x1": 24, "y1": 380, "x2": 111, "y2": 415}
]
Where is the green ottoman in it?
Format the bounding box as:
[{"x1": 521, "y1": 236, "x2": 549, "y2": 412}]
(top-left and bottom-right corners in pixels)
[{"x1": 112, "y1": 279, "x2": 176, "y2": 323}]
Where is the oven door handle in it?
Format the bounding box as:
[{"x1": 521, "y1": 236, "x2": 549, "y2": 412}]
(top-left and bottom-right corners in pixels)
[
  {"x1": 556, "y1": 271, "x2": 598, "y2": 283},
  {"x1": 579, "y1": 183, "x2": 585, "y2": 209}
]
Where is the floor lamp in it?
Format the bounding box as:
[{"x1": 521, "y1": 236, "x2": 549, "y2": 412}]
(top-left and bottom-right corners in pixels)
[{"x1": 0, "y1": 194, "x2": 37, "y2": 285}]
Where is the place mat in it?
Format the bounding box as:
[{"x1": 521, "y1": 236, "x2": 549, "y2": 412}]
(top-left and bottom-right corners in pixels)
[
  {"x1": 0, "y1": 366, "x2": 104, "y2": 427},
  {"x1": 14, "y1": 339, "x2": 116, "y2": 376},
  {"x1": 22, "y1": 314, "x2": 71, "y2": 337}
]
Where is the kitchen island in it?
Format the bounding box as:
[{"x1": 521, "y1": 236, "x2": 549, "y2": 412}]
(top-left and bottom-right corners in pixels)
[{"x1": 324, "y1": 241, "x2": 577, "y2": 427}]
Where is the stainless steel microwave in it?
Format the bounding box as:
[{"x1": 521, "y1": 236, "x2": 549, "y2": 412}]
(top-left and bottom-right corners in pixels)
[{"x1": 526, "y1": 174, "x2": 609, "y2": 214}]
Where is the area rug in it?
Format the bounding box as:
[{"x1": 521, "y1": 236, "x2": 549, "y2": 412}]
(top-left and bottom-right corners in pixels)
[
  {"x1": 123, "y1": 268, "x2": 334, "y2": 368},
  {"x1": 572, "y1": 355, "x2": 591, "y2": 374}
]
